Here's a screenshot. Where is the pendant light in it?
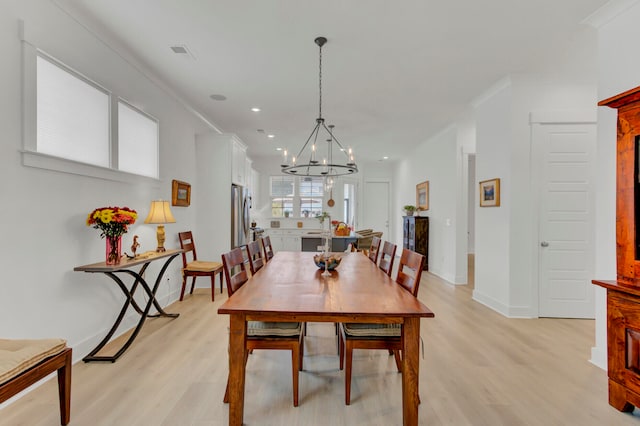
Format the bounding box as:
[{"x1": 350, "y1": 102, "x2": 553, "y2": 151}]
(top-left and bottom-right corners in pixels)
[{"x1": 281, "y1": 36, "x2": 358, "y2": 177}]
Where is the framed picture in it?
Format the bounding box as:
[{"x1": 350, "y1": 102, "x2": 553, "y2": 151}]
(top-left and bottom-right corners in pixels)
[
  {"x1": 416, "y1": 181, "x2": 429, "y2": 211},
  {"x1": 479, "y1": 178, "x2": 500, "y2": 207},
  {"x1": 172, "y1": 180, "x2": 191, "y2": 207}
]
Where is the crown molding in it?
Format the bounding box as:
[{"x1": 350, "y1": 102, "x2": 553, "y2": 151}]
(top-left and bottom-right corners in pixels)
[{"x1": 583, "y1": 0, "x2": 640, "y2": 28}]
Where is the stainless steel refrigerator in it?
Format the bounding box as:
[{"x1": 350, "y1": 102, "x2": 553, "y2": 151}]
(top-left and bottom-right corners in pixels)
[{"x1": 231, "y1": 184, "x2": 250, "y2": 249}]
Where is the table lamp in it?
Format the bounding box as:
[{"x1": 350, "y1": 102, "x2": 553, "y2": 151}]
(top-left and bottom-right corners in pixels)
[{"x1": 144, "y1": 200, "x2": 176, "y2": 252}]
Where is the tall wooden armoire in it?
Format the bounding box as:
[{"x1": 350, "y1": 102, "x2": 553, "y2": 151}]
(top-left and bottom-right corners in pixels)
[
  {"x1": 402, "y1": 216, "x2": 429, "y2": 271},
  {"x1": 593, "y1": 86, "x2": 640, "y2": 412}
]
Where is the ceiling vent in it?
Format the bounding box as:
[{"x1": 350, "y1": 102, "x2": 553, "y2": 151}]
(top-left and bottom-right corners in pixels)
[{"x1": 170, "y1": 44, "x2": 196, "y2": 60}]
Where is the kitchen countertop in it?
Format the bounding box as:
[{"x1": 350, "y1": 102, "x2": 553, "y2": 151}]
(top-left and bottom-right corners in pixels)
[{"x1": 302, "y1": 234, "x2": 357, "y2": 239}]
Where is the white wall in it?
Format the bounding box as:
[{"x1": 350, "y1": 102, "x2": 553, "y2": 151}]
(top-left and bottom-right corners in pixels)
[
  {"x1": 392, "y1": 126, "x2": 461, "y2": 283},
  {"x1": 0, "y1": 1, "x2": 210, "y2": 363},
  {"x1": 473, "y1": 82, "x2": 513, "y2": 312},
  {"x1": 472, "y1": 73, "x2": 598, "y2": 317}
]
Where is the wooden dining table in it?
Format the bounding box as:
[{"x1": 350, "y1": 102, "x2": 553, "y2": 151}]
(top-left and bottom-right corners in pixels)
[{"x1": 217, "y1": 251, "x2": 435, "y2": 426}]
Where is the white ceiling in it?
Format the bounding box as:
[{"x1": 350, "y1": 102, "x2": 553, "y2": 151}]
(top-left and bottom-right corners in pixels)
[{"x1": 60, "y1": 0, "x2": 608, "y2": 164}]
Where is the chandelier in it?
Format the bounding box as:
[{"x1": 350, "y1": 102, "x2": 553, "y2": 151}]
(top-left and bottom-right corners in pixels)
[{"x1": 281, "y1": 36, "x2": 358, "y2": 177}]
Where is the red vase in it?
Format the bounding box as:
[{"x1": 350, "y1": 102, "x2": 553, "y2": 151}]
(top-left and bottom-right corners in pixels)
[{"x1": 106, "y1": 235, "x2": 122, "y2": 265}]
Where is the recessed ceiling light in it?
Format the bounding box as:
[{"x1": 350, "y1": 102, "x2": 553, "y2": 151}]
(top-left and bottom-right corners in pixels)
[
  {"x1": 276, "y1": 147, "x2": 283, "y2": 151},
  {"x1": 383, "y1": 156, "x2": 389, "y2": 160},
  {"x1": 251, "y1": 107, "x2": 261, "y2": 112},
  {"x1": 267, "y1": 134, "x2": 275, "y2": 138},
  {"x1": 209, "y1": 94, "x2": 227, "y2": 101}
]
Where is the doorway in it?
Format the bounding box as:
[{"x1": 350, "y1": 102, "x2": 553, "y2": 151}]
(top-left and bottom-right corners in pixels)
[{"x1": 362, "y1": 180, "x2": 390, "y2": 240}]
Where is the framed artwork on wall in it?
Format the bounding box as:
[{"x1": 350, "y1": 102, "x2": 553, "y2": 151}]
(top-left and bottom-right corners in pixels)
[
  {"x1": 479, "y1": 178, "x2": 500, "y2": 207},
  {"x1": 172, "y1": 179, "x2": 191, "y2": 207},
  {"x1": 416, "y1": 180, "x2": 429, "y2": 210}
]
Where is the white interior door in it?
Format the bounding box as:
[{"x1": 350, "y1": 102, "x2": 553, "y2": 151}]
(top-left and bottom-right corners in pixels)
[
  {"x1": 534, "y1": 122, "x2": 596, "y2": 318},
  {"x1": 362, "y1": 181, "x2": 390, "y2": 239}
]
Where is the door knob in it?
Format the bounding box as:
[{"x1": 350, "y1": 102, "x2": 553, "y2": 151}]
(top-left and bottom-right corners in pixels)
[{"x1": 540, "y1": 241, "x2": 549, "y2": 247}]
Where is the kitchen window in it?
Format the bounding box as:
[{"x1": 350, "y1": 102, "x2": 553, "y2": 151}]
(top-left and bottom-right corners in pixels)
[
  {"x1": 299, "y1": 177, "x2": 324, "y2": 217},
  {"x1": 270, "y1": 176, "x2": 295, "y2": 217},
  {"x1": 270, "y1": 175, "x2": 324, "y2": 218}
]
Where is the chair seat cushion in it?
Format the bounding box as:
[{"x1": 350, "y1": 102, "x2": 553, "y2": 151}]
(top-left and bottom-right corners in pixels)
[
  {"x1": 343, "y1": 323, "x2": 401, "y2": 337},
  {"x1": 184, "y1": 260, "x2": 222, "y2": 272},
  {"x1": 248, "y1": 321, "x2": 301, "y2": 337},
  {"x1": 0, "y1": 338, "x2": 67, "y2": 384}
]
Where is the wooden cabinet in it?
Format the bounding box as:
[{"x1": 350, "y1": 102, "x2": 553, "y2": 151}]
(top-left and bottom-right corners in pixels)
[
  {"x1": 402, "y1": 216, "x2": 428, "y2": 271},
  {"x1": 594, "y1": 86, "x2": 640, "y2": 412}
]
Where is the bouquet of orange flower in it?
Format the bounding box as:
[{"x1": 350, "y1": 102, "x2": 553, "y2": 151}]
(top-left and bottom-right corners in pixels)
[{"x1": 86, "y1": 206, "x2": 138, "y2": 238}]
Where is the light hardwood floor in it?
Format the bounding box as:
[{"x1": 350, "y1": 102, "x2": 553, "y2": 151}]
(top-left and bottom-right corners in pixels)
[{"x1": 3, "y1": 255, "x2": 640, "y2": 425}]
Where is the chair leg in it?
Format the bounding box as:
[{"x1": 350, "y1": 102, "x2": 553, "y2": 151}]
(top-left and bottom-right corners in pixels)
[
  {"x1": 345, "y1": 342, "x2": 353, "y2": 405},
  {"x1": 179, "y1": 275, "x2": 188, "y2": 301},
  {"x1": 57, "y1": 349, "x2": 72, "y2": 425},
  {"x1": 299, "y1": 335, "x2": 304, "y2": 371},
  {"x1": 393, "y1": 350, "x2": 402, "y2": 372},
  {"x1": 210, "y1": 275, "x2": 215, "y2": 302},
  {"x1": 339, "y1": 332, "x2": 345, "y2": 370},
  {"x1": 189, "y1": 276, "x2": 197, "y2": 295},
  {"x1": 291, "y1": 347, "x2": 300, "y2": 407},
  {"x1": 219, "y1": 271, "x2": 224, "y2": 294}
]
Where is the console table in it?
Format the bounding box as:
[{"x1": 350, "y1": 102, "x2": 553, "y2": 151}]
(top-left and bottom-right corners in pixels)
[{"x1": 74, "y1": 249, "x2": 182, "y2": 362}]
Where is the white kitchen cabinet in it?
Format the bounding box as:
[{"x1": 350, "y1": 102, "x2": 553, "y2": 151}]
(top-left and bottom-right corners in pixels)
[
  {"x1": 231, "y1": 138, "x2": 247, "y2": 186},
  {"x1": 282, "y1": 233, "x2": 301, "y2": 251},
  {"x1": 195, "y1": 132, "x2": 250, "y2": 260},
  {"x1": 266, "y1": 229, "x2": 304, "y2": 252}
]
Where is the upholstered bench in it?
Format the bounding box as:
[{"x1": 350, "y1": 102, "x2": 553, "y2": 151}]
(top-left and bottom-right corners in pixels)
[{"x1": 0, "y1": 338, "x2": 72, "y2": 425}]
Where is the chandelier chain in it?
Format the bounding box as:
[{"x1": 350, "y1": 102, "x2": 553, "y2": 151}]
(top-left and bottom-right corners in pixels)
[{"x1": 318, "y1": 43, "x2": 322, "y2": 119}]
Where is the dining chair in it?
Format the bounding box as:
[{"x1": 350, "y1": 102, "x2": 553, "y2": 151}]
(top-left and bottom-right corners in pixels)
[
  {"x1": 378, "y1": 241, "x2": 397, "y2": 276},
  {"x1": 246, "y1": 240, "x2": 265, "y2": 275},
  {"x1": 262, "y1": 235, "x2": 275, "y2": 262},
  {"x1": 178, "y1": 231, "x2": 223, "y2": 302},
  {"x1": 338, "y1": 248, "x2": 426, "y2": 405},
  {"x1": 221, "y1": 247, "x2": 304, "y2": 407},
  {"x1": 368, "y1": 236, "x2": 382, "y2": 264}
]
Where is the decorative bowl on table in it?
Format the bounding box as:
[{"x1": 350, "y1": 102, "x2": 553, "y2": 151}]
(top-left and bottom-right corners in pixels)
[{"x1": 314, "y1": 254, "x2": 342, "y2": 271}]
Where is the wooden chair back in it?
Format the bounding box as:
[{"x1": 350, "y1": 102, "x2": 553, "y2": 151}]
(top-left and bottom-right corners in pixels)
[
  {"x1": 247, "y1": 240, "x2": 265, "y2": 275},
  {"x1": 368, "y1": 236, "x2": 382, "y2": 264},
  {"x1": 262, "y1": 235, "x2": 274, "y2": 261},
  {"x1": 222, "y1": 247, "x2": 249, "y2": 297},
  {"x1": 396, "y1": 249, "x2": 426, "y2": 296},
  {"x1": 378, "y1": 241, "x2": 397, "y2": 276},
  {"x1": 178, "y1": 231, "x2": 198, "y2": 266}
]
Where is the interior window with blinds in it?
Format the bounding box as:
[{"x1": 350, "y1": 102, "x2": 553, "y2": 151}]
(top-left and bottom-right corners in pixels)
[
  {"x1": 299, "y1": 177, "x2": 324, "y2": 217},
  {"x1": 271, "y1": 176, "x2": 295, "y2": 217},
  {"x1": 118, "y1": 100, "x2": 159, "y2": 178},
  {"x1": 30, "y1": 52, "x2": 159, "y2": 179},
  {"x1": 36, "y1": 55, "x2": 110, "y2": 167}
]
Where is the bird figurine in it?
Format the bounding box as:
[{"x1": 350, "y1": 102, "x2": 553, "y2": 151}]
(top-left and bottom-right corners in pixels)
[{"x1": 131, "y1": 235, "x2": 140, "y2": 257}]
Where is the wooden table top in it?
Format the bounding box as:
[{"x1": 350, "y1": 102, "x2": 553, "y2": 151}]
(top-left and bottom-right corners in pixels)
[
  {"x1": 218, "y1": 251, "x2": 434, "y2": 319},
  {"x1": 74, "y1": 249, "x2": 183, "y2": 272}
]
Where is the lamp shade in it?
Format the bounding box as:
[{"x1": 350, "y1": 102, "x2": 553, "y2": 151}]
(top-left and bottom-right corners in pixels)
[{"x1": 144, "y1": 200, "x2": 176, "y2": 224}]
